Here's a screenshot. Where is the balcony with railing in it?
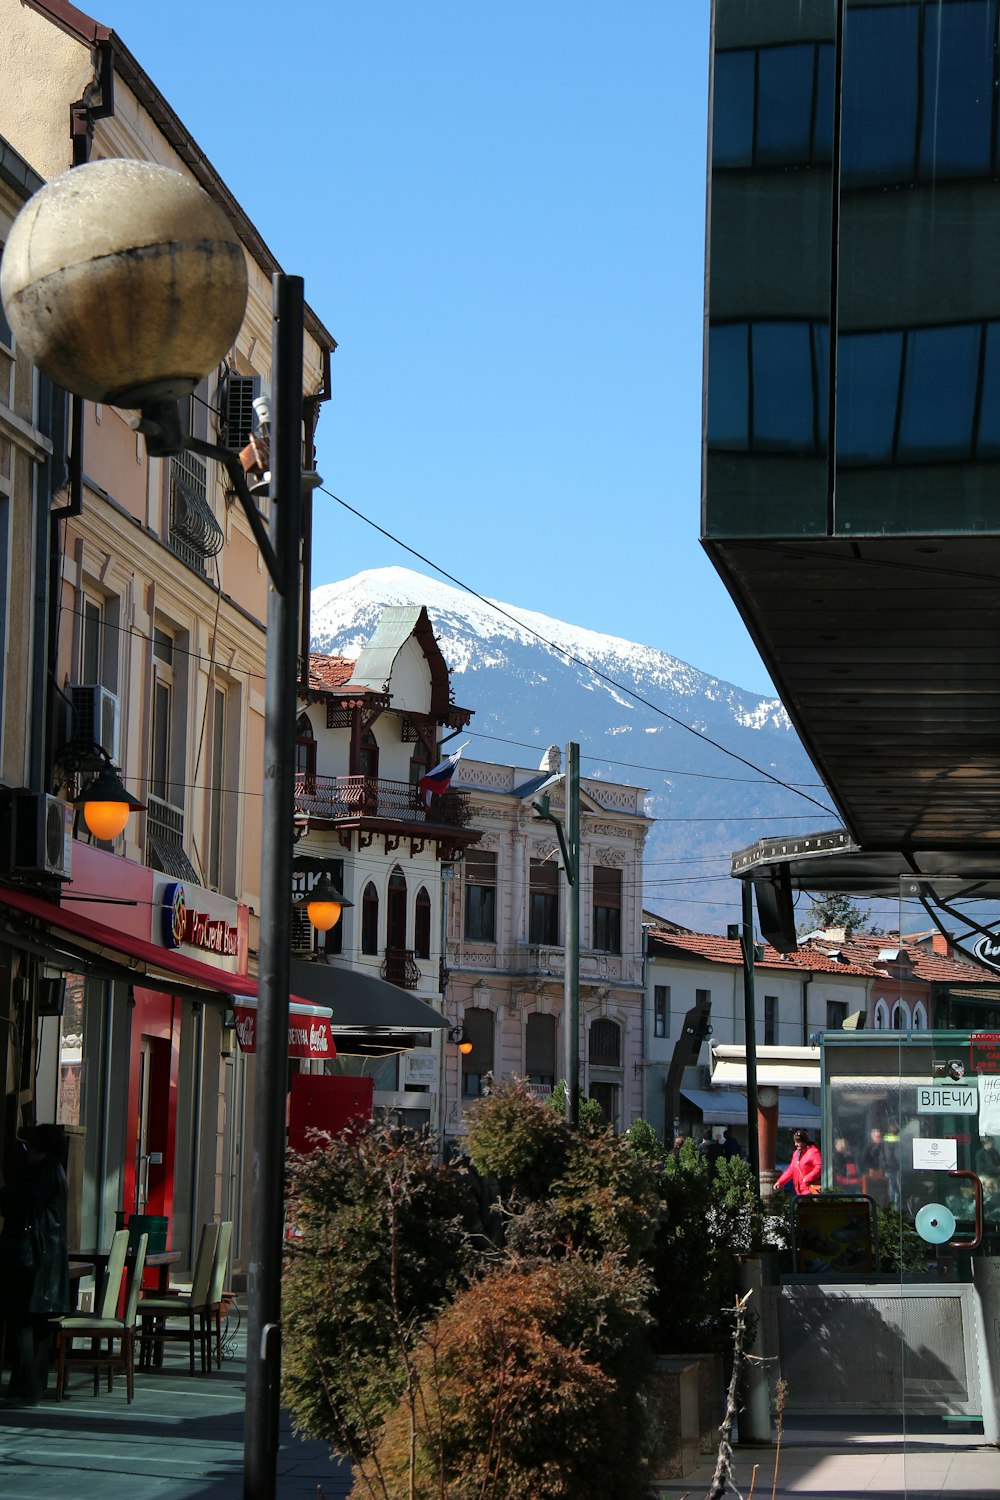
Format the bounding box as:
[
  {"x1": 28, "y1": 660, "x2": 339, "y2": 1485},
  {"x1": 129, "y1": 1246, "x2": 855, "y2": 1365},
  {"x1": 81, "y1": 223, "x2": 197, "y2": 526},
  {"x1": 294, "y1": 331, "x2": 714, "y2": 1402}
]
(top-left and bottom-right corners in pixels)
[
  {"x1": 294, "y1": 774, "x2": 472, "y2": 830},
  {"x1": 381, "y1": 947, "x2": 422, "y2": 990}
]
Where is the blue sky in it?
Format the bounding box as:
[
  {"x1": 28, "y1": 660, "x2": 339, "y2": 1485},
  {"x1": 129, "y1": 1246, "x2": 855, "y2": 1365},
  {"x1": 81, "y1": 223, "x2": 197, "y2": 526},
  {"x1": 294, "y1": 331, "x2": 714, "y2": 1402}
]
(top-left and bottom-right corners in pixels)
[{"x1": 89, "y1": 2, "x2": 774, "y2": 694}]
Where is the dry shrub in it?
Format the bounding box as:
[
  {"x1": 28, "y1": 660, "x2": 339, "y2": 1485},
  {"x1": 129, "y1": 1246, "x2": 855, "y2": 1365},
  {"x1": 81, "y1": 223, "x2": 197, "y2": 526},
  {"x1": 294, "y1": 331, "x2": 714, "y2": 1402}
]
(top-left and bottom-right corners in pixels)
[{"x1": 353, "y1": 1254, "x2": 652, "y2": 1500}]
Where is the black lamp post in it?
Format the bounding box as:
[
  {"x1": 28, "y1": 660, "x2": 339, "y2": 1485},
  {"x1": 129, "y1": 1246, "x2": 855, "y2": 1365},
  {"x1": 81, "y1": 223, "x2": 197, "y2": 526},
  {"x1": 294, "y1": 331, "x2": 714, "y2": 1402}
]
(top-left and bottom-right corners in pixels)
[{"x1": 1, "y1": 159, "x2": 314, "y2": 1500}]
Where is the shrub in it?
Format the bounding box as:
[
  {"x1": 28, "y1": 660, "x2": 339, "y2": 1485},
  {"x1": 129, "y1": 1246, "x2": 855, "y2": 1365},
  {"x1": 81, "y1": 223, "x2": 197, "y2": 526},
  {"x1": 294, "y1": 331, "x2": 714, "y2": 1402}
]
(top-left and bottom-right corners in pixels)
[
  {"x1": 281, "y1": 1122, "x2": 478, "y2": 1461},
  {"x1": 465, "y1": 1076, "x2": 574, "y2": 1199},
  {"x1": 356, "y1": 1254, "x2": 653, "y2": 1500}
]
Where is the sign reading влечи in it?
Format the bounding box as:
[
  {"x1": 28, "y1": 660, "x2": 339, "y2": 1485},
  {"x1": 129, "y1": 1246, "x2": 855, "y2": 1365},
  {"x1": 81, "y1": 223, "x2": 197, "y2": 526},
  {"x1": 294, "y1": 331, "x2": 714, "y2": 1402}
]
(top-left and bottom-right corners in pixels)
[{"x1": 916, "y1": 1080, "x2": 978, "y2": 1114}]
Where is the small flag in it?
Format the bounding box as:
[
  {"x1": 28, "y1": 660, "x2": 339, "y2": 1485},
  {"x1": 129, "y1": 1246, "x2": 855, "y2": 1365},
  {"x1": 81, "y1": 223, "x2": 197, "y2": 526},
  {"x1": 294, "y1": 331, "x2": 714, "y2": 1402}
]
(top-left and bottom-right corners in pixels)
[{"x1": 419, "y1": 744, "x2": 467, "y2": 808}]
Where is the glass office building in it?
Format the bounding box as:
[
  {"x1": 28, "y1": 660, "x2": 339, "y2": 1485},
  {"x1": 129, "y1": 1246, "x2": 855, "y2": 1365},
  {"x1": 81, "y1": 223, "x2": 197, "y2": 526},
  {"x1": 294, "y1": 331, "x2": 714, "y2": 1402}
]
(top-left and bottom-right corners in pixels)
[
  {"x1": 704, "y1": 0, "x2": 1000, "y2": 862},
  {"x1": 706, "y1": 0, "x2": 1000, "y2": 539}
]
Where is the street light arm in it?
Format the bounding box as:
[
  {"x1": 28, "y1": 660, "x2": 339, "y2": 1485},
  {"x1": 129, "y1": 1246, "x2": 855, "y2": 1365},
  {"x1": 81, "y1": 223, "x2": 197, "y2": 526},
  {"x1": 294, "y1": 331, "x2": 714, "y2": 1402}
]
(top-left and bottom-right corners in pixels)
[
  {"x1": 129, "y1": 404, "x2": 283, "y2": 589},
  {"x1": 531, "y1": 798, "x2": 575, "y2": 884},
  {"x1": 187, "y1": 436, "x2": 283, "y2": 589}
]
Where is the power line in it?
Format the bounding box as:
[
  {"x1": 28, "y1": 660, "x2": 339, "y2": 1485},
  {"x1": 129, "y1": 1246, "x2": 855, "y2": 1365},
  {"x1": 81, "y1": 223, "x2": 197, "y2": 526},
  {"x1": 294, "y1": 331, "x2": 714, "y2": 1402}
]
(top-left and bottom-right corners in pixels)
[{"x1": 320, "y1": 484, "x2": 838, "y2": 818}]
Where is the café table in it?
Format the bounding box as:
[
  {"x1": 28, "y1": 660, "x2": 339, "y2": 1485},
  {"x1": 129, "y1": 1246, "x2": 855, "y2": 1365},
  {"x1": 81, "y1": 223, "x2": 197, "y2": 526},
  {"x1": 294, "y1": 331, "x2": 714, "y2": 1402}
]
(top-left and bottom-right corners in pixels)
[
  {"x1": 74, "y1": 1247, "x2": 182, "y2": 1296},
  {"x1": 67, "y1": 1259, "x2": 95, "y2": 1311}
]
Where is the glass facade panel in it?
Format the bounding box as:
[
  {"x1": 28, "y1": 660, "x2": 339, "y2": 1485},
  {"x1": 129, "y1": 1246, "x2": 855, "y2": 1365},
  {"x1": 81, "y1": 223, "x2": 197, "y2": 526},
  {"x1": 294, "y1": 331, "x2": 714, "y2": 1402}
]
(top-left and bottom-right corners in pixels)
[
  {"x1": 756, "y1": 45, "x2": 817, "y2": 166},
  {"x1": 976, "y1": 322, "x2": 1000, "y2": 453},
  {"x1": 920, "y1": 1, "x2": 997, "y2": 180},
  {"x1": 707, "y1": 323, "x2": 750, "y2": 450},
  {"x1": 898, "y1": 324, "x2": 980, "y2": 459},
  {"x1": 752, "y1": 322, "x2": 817, "y2": 451},
  {"x1": 712, "y1": 48, "x2": 755, "y2": 167},
  {"x1": 837, "y1": 331, "x2": 903, "y2": 464},
  {"x1": 841, "y1": 5, "x2": 920, "y2": 187}
]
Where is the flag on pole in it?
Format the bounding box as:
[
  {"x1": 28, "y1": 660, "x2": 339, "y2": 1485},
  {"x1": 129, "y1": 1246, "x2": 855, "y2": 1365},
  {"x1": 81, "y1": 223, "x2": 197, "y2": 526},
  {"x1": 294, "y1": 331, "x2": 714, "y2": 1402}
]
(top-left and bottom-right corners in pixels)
[{"x1": 419, "y1": 744, "x2": 467, "y2": 808}]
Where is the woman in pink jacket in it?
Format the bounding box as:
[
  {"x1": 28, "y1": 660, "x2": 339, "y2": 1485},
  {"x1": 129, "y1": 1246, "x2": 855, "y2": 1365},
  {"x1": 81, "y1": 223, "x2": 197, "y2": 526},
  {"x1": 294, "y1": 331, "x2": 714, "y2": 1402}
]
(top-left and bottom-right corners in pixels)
[{"x1": 775, "y1": 1130, "x2": 822, "y2": 1194}]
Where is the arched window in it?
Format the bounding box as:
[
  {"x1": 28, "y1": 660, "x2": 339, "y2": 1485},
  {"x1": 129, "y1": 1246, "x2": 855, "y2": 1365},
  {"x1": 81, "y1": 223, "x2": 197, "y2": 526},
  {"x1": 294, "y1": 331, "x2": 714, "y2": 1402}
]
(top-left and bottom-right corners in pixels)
[
  {"x1": 361, "y1": 882, "x2": 379, "y2": 955},
  {"x1": 461, "y1": 1008, "x2": 495, "y2": 1098},
  {"x1": 414, "y1": 886, "x2": 431, "y2": 959},
  {"x1": 387, "y1": 866, "x2": 407, "y2": 950},
  {"x1": 912, "y1": 1001, "x2": 928, "y2": 1030},
  {"x1": 874, "y1": 999, "x2": 890, "y2": 1031},
  {"x1": 295, "y1": 714, "x2": 316, "y2": 783},
  {"x1": 891, "y1": 999, "x2": 910, "y2": 1030},
  {"x1": 589, "y1": 1018, "x2": 621, "y2": 1067}
]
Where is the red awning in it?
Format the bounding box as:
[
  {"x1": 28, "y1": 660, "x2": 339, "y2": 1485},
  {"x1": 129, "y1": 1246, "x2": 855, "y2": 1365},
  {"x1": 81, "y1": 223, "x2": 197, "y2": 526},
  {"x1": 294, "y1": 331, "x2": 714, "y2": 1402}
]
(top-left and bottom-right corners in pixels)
[{"x1": 0, "y1": 883, "x2": 257, "y2": 997}]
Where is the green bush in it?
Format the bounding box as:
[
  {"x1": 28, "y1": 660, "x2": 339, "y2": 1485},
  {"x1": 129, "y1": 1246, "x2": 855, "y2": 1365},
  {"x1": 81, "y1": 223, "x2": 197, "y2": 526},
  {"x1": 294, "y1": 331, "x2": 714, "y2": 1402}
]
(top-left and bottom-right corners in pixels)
[
  {"x1": 465, "y1": 1076, "x2": 574, "y2": 1199},
  {"x1": 281, "y1": 1123, "x2": 478, "y2": 1461}
]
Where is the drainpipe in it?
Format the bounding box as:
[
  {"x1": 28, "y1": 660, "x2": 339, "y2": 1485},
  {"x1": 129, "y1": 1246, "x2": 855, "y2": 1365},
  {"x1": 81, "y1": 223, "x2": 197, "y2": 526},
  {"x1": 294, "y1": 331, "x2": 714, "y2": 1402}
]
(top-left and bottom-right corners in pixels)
[{"x1": 189, "y1": 1004, "x2": 205, "y2": 1273}]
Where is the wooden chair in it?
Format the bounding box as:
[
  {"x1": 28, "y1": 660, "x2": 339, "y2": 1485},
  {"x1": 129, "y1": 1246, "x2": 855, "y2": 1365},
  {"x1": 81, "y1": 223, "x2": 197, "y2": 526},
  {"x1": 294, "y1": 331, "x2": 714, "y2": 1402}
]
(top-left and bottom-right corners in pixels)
[
  {"x1": 207, "y1": 1220, "x2": 233, "y2": 1369},
  {"x1": 138, "y1": 1220, "x2": 220, "y2": 1374},
  {"x1": 52, "y1": 1232, "x2": 147, "y2": 1401}
]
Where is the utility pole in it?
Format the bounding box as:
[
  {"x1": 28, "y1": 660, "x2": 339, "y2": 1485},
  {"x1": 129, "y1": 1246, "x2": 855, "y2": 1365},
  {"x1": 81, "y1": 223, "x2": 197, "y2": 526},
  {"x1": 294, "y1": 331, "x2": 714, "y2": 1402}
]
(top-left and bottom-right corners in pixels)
[
  {"x1": 740, "y1": 882, "x2": 761, "y2": 1189},
  {"x1": 244, "y1": 274, "x2": 304, "y2": 1500},
  {"x1": 532, "y1": 742, "x2": 580, "y2": 1126}
]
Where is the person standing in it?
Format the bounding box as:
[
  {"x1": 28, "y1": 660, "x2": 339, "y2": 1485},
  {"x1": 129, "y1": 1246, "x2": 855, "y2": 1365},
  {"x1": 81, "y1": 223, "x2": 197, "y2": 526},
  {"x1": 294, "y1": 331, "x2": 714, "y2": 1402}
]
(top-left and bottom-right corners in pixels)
[
  {"x1": 697, "y1": 1126, "x2": 725, "y2": 1178},
  {"x1": 832, "y1": 1136, "x2": 859, "y2": 1191},
  {"x1": 722, "y1": 1127, "x2": 744, "y2": 1162},
  {"x1": 0, "y1": 1123, "x2": 70, "y2": 1403},
  {"x1": 774, "y1": 1129, "x2": 822, "y2": 1195}
]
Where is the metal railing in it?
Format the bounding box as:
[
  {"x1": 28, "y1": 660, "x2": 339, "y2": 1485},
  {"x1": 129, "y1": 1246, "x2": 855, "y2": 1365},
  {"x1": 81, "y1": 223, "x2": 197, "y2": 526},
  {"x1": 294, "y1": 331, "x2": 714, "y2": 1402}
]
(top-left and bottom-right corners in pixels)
[
  {"x1": 381, "y1": 947, "x2": 422, "y2": 990},
  {"x1": 294, "y1": 774, "x2": 471, "y2": 828}
]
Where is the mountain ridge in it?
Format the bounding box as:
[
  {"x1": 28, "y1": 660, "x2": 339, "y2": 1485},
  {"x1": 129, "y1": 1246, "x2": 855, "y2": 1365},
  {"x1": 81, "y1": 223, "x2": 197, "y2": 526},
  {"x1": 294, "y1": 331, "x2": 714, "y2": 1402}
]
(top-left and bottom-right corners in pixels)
[{"x1": 310, "y1": 566, "x2": 833, "y2": 932}]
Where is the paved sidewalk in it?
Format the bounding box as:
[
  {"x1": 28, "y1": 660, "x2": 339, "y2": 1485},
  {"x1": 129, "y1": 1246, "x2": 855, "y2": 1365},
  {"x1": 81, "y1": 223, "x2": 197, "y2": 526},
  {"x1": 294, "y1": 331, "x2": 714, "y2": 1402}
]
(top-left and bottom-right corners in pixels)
[
  {"x1": 653, "y1": 1418, "x2": 1000, "y2": 1498},
  {"x1": 0, "y1": 1318, "x2": 352, "y2": 1499}
]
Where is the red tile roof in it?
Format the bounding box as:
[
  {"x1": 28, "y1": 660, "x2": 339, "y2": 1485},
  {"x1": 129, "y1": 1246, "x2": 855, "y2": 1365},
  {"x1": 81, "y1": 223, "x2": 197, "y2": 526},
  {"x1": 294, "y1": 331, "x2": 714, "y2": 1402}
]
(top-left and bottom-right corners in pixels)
[
  {"x1": 307, "y1": 654, "x2": 359, "y2": 692},
  {"x1": 810, "y1": 932, "x2": 996, "y2": 985},
  {"x1": 646, "y1": 929, "x2": 881, "y2": 977}
]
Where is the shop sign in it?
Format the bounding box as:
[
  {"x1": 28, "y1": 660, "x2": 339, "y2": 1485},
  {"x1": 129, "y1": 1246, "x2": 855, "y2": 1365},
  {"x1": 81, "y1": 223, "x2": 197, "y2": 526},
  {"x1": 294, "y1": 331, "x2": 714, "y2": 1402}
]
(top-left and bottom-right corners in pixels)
[
  {"x1": 912, "y1": 1138, "x2": 958, "y2": 1171},
  {"x1": 917, "y1": 1082, "x2": 978, "y2": 1114},
  {"x1": 972, "y1": 935, "x2": 1000, "y2": 974},
  {"x1": 971, "y1": 1032, "x2": 1000, "y2": 1075},
  {"x1": 233, "y1": 1004, "x2": 335, "y2": 1060},
  {"x1": 161, "y1": 881, "x2": 239, "y2": 957},
  {"x1": 404, "y1": 1052, "x2": 437, "y2": 1086}
]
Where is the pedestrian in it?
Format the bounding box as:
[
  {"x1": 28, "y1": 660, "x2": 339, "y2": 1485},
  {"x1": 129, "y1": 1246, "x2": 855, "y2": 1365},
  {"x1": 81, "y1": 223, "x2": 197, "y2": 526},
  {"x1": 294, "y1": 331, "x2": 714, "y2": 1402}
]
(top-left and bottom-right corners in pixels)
[
  {"x1": 774, "y1": 1129, "x2": 822, "y2": 1195},
  {"x1": 671, "y1": 1134, "x2": 686, "y2": 1158},
  {"x1": 722, "y1": 1127, "x2": 744, "y2": 1161},
  {"x1": 0, "y1": 1122, "x2": 70, "y2": 1403},
  {"x1": 832, "y1": 1135, "x2": 859, "y2": 1191},
  {"x1": 697, "y1": 1125, "x2": 724, "y2": 1178},
  {"x1": 976, "y1": 1136, "x2": 1000, "y2": 1179}
]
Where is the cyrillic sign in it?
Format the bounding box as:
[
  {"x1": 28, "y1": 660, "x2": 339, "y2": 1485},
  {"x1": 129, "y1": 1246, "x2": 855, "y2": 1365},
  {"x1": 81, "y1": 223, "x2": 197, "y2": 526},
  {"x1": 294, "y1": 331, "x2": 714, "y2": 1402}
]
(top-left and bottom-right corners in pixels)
[
  {"x1": 233, "y1": 1004, "x2": 335, "y2": 1060},
  {"x1": 916, "y1": 1082, "x2": 978, "y2": 1114}
]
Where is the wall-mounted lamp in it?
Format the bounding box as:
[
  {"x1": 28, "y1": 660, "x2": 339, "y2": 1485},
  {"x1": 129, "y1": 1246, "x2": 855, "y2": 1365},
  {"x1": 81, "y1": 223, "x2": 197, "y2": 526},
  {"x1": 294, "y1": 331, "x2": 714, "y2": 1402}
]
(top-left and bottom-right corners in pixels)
[
  {"x1": 73, "y1": 763, "x2": 146, "y2": 841},
  {"x1": 294, "y1": 873, "x2": 353, "y2": 933},
  {"x1": 449, "y1": 1024, "x2": 473, "y2": 1054}
]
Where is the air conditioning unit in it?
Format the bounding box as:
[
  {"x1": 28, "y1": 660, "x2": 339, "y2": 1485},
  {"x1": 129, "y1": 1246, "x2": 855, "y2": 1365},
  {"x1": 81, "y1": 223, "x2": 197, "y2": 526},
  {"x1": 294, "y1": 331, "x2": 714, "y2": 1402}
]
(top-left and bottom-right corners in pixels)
[
  {"x1": 70, "y1": 684, "x2": 120, "y2": 764},
  {"x1": 13, "y1": 794, "x2": 73, "y2": 879}
]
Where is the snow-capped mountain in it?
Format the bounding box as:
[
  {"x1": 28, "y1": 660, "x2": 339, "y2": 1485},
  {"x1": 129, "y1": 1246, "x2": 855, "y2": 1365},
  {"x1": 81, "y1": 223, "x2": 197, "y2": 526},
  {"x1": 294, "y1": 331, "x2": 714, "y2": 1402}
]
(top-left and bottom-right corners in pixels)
[{"x1": 310, "y1": 567, "x2": 832, "y2": 931}]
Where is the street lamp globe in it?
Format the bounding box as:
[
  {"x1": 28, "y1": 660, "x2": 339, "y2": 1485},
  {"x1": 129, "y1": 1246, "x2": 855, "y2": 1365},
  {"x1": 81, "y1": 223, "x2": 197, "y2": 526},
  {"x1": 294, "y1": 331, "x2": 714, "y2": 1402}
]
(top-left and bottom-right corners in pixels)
[{"x1": 0, "y1": 158, "x2": 247, "y2": 406}]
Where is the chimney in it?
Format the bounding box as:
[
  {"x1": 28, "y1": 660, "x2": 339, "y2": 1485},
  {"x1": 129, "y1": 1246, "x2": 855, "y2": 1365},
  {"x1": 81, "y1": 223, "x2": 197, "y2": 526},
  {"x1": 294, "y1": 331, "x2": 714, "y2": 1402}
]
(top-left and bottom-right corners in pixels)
[{"x1": 931, "y1": 931, "x2": 951, "y2": 958}]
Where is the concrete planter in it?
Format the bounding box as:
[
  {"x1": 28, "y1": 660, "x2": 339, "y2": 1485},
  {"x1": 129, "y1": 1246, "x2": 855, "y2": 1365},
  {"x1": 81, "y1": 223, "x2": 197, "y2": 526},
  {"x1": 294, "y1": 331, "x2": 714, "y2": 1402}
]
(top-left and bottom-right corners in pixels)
[{"x1": 648, "y1": 1351, "x2": 725, "y2": 1480}]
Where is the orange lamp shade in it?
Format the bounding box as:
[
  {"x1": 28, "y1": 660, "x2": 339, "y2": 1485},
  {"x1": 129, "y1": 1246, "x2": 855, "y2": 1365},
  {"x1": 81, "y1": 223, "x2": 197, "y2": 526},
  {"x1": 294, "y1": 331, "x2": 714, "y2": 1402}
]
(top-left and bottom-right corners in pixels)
[
  {"x1": 306, "y1": 898, "x2": 343, "y2": 932},
  {"x1": 83, "y1": 799, "x2": 132, "y2": 840},
  {"x1": 458, "y1": 1035, "x2": 473, "y2": 1055}
]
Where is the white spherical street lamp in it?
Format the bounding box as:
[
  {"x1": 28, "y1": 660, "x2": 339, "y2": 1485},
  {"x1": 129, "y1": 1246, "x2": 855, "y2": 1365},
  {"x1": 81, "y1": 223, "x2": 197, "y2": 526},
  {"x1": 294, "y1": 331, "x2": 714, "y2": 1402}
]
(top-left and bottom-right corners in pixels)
[{"x1": 0, "y1": 158, "x2": 247, "y2": 406}]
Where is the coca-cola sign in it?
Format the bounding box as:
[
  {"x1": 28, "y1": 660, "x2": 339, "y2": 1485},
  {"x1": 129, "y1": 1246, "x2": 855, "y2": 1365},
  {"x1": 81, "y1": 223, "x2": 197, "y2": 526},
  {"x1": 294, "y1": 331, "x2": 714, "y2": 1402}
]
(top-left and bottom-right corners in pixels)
[{"x1": 233, "y1": 1004, "x2": 336, "y2": 1059}]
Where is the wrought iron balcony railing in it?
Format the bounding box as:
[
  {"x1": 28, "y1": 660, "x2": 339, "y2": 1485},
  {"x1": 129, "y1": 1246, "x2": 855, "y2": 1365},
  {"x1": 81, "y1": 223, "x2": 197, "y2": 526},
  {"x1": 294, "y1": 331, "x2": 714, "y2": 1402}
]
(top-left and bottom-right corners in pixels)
[
  {"x1": 294, "y1": 774, "x2": 472, "y2": 829},
  {"x1": 381, "y1": 947, "x2": 422, "y2": 990}
]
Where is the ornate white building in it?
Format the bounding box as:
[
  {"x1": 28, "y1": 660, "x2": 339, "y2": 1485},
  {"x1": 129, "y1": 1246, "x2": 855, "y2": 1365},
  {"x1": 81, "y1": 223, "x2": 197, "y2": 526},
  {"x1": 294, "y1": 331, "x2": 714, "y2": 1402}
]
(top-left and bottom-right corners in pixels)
[{"x1": 442, "y1": 749, "x2": 651, "y2": 1139}]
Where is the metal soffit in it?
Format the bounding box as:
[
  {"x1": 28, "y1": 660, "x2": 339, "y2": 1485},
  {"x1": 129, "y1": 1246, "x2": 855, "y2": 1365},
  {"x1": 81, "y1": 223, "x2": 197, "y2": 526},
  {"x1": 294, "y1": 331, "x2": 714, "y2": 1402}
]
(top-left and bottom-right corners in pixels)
[{"x1": 707, "y1": 534, "x2": 1000, "y2": 897}]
